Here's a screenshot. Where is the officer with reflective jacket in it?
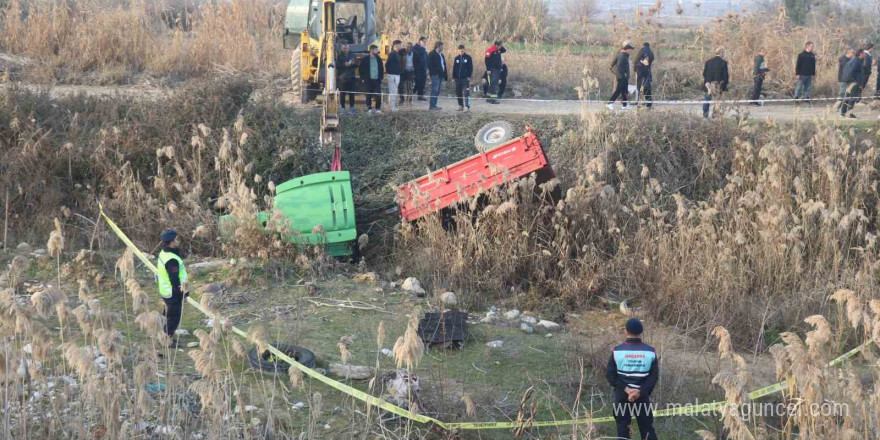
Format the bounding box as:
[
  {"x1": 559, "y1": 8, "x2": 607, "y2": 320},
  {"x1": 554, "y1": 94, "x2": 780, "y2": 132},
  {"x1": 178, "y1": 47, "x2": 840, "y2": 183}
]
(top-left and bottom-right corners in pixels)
[
  {"x1": 606, "y1": 318, "x2": 659, "y2": 440},
  {"x1": 156, "y1": 229, "x2": 188, "y2": 345}
]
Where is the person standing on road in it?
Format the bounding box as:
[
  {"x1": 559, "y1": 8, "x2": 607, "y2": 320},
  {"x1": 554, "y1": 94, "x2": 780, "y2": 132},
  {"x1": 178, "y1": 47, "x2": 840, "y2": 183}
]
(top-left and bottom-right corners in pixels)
[
  {"x1": 400, "y1": 42, "x2": 415, "y2": 106},
  {"x1": 751, "y1": 49, "x2": 770, "y2": 106},
  {"x1": 702, "y1": 47, "x2": 729, "y2": 119},
  {"x1": 837, "y1": 48, "x2": 854, "y2": 106},
  {"x1": 337, "y1": 43, "x2": 357, "y2": 115},
  {"x1": 841, "y1": 49, "x2": 866, "y2": 119},
  {"x1": 606, "y1": 42, "x2": 634, "y2": 111},
  {"x1": 794, "y1": 41, "x2": 816, "y2": 103},
  {"x1": 413, "y1": 37, "x2": 429, "y2": 101},
  {"x1": 156, "y1": 229, "x2": 188, "y2": 346},
  {"x1": 427, "y1": 41, "x2": 447, "y2": 111},
  {"x1": 635, "y1": 42, "x2": 655, "y2": 108},
  {"x1": 860, "y1": 43, "x2": 872, "y2": 99},
  {"x1": 359, "y1": 44, "x2": 384, "y2": 113},
  {"x1": 453, "y1": 44, "x2": 473, "y2": 111},
  {"x1": 498, "y1": 61, "x2": 509, "y2": 100},
  {"x1": 485, "y1": 40, "x2": 507, "y2": 104},
  {"x1": 385, "y1": 40, "x2": 403, "y2": 112},
  {"x1": 606, "y1": 318, "x2": 659, "y2": 440}
]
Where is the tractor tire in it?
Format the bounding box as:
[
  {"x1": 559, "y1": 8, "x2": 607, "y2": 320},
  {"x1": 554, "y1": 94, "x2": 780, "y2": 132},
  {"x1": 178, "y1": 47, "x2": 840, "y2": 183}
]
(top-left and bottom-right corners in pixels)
[
  {"x1": 291, "y1": 48, "x2": 307, "y2": 104},
  {"x1": 247, "y1": 343, "x2": 316, "y2": 374},
  {"x1": 475, "y1": 120, "x2": 516, "y2": 152}
]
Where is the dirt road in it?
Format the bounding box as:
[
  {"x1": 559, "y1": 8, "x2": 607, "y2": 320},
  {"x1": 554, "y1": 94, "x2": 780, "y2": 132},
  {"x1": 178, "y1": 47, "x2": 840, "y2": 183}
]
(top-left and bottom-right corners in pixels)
[{"x1": 9, "y1": 83, "x2": 879, "y2": 122}]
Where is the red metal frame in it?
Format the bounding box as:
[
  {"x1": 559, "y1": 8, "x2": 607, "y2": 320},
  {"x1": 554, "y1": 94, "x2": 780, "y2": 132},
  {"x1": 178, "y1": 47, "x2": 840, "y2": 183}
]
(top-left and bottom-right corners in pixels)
[{"x1": 396, "y1": 126, "x2": 554, "y2": 222}]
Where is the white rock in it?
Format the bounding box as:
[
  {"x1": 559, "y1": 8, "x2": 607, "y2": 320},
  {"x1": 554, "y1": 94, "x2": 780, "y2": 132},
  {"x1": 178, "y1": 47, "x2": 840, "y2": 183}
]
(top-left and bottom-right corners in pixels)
[
  {"x1": 439, "y1": 292, "x2": 458, "y2": 306},
  {"x1": 545, "y1": 333, "x2": 553, "y2": 338},
  {"x1": 187, "y1": 342, "x2": 200, "y2": 348},
  {"x1": 537, "y1": 320, "x2": 562, "y2": 331},
  {"x1": 380, "y1": 348, "x2": 393, "y2": 357},
  {"x1": 324, "y1": 423, "x2": 331, "y2": 430},
  {"x1": 293, "y1": 402, "x2": 306, "y2": 410},
  {"x1": 244, "y1": 405, "x2": 258, "y2": 412},
  {"x1": 32, "y1": 248, "x2": 47, "y2": 256},
  {"x1": 479, "y1": 315, "x2": 496, "y2": 324},
  {"x1": 486, "y1": 340, "x2": 504, "y2": 348},
  {"x1": 175, "y1": 329, "x2": 190, "y2": 336},
  {"x1": 401, "y1": 277, "x2": 425, "y2": 294},
  {"x1": 520, "y1": 323, "x2": 534, "y2": 334},
  {"x1": 504, "y1": 309, "x2": 521, "y2": 320},
  {"x1": 520, "y1": 315, "x2": 537, "y2": 325},
  {"x1": 16, "y1": 242, "x2": 31, "y2": 252}
]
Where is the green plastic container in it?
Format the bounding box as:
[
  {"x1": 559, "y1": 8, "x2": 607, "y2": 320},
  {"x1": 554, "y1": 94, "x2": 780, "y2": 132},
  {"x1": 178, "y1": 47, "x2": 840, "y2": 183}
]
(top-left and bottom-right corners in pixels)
[{"x1": 222, "y1": 171, "x2": 357, "y2": 257}]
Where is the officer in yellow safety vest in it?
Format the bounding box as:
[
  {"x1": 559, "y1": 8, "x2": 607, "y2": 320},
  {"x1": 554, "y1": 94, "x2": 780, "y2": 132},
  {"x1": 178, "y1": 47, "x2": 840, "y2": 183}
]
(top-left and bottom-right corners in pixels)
[{"x1": 156, "y1": 229, "x2": 188, "y2": 344}]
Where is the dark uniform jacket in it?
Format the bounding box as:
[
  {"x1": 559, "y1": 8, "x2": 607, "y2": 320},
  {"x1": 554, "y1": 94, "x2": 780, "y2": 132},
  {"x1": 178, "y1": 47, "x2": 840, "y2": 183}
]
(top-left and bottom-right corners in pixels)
[
  {"x1": 385, "y1": 50, "x2": 402, "y2": 75},
  {"x1": 428, "y1": 49, "x2": 447, "y2": 80},
  {"x1": 336, "y1": 51, "x2": 356, "y2": 80},
  {"x1": 606, "y1": 338, "x2": 659, "y2": 396},
  {"x1": 838, "y1": 55, "x2": 851, "y2": 82},
  {"x1": 842, "y1": 57, "x2": 864, "y2": 84},
  {"x1": 753, "y1": 55, "x2": 770, "y2": 77},
  {"x1": 635, "y1": 45, "x2": 655, "y2": 76},
  {"x1": 412, "y1": 44, "x2": 428, "y2": 74},
  {"x1": 610, "y1": 51, "x2": 630, "y2": 81},
  {"x1": 453, "y1": 53, "x2": 473, "y2": 80}
]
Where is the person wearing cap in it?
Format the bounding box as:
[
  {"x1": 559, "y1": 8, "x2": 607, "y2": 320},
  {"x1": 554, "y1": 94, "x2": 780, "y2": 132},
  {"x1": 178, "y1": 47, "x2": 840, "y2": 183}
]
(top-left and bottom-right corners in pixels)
[
  {"x1": 607, "y1": 42, "x2": 634, "y2": 111},
  {"x1": 156, "y1": 229, "x2": 188, "y2": 343},
  {"x1": 485, "y1": 40, "x2": 507, "y2": 104},
  {"x1": 606, "y1": 318, "x2": 659, "y2": 440}
]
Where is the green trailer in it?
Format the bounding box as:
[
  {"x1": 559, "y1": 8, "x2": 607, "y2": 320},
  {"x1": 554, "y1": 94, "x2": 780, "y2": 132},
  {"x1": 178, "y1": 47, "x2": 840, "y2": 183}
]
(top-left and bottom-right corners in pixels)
[{"x1": 223, "y1": 171, "x2": 358, "y2": 257}]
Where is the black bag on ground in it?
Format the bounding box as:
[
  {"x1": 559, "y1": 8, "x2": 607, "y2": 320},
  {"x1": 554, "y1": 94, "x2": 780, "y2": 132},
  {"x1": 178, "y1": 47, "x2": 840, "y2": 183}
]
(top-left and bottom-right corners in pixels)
[{"x1": 417, "y1": 311, "x2": 467, "y2": 349}]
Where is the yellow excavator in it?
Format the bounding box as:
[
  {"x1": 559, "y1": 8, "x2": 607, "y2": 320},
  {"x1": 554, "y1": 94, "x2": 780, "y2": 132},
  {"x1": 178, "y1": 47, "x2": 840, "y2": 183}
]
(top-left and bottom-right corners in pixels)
[{"x1": 283, "y1": 0, "x2": 390, "y2": 166}]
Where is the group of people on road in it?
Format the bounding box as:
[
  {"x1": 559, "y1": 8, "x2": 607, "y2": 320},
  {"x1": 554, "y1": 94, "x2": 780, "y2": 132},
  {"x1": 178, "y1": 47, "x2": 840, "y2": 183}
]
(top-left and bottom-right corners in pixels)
[
  {"x1": 606, "y1": 39, "x2": 878, "y2": 119},
  {"x1": 335, "y1": 38, "x2": 510, "y2": 114}
]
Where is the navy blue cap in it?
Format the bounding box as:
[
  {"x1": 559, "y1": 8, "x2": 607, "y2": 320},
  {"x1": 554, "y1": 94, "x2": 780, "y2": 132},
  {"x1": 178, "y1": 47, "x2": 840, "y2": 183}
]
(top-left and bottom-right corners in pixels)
[
  {"x1": 160, "y1": 229, "x2": 178, "y2": 243},
  {"x1": 625, "y1": 318, "x2": 643, "y2": 335}
]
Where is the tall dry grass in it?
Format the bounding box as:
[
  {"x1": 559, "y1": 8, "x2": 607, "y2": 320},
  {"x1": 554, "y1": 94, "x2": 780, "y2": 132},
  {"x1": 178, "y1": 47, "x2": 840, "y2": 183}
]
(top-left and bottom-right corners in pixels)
[{"x1": 1, "y1": 0, "x2": 287, "y2": 83}]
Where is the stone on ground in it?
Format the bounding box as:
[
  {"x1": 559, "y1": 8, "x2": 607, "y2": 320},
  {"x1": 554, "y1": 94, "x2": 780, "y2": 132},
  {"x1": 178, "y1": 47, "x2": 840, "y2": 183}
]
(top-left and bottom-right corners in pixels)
[
  {"x1": 401, "y1": 277, "x2": 426, "y2": 294},
  {"x1": 520, "y1": 323, "x2": 534, "y2": 334},
  {"x1": 439, "y1": 291, "x2": 457, "y2": 306},
  {"x1": 537, "y1": 320, "x2": 562, "y2": 331}
]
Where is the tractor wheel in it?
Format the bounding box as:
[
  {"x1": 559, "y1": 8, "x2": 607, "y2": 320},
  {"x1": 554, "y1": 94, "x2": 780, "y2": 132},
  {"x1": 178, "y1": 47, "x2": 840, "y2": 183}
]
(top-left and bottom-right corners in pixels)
[
  {"x1": 475, "y1": 120, "x2": 516, "y2": 152},
  {"x1": 291, "y1": 48, "x2": 308, "y2": 104}
]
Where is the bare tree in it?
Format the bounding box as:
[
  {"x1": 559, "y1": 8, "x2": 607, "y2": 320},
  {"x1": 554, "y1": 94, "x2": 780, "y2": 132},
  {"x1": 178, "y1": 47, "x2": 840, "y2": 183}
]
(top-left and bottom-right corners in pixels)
[{"x1": 560, "y1": 0, "x2": 599, "y2": 24}]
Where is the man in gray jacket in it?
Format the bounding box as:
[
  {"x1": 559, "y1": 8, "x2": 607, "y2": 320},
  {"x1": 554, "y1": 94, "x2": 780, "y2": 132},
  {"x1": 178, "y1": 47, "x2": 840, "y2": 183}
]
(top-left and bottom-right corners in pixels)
[{"x1": 606, "y1": 42, "x2": 634, "y2": 111}]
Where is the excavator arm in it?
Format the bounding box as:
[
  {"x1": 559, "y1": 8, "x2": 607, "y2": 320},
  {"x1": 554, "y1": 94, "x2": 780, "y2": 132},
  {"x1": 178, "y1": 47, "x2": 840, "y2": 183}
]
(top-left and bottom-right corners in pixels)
[{"x1": 319, "y1": 0, "x2": 343, "y2": 171}]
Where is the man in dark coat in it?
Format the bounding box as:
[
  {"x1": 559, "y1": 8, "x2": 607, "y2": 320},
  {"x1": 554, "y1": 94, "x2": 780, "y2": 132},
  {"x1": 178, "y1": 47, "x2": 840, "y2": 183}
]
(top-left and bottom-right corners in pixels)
[
  {"x1": 427, "y1": 41, "x2": 447, "y2": 110},
  {"x1": 358, "y1": 44, "x2": 384, "y2": 113},
  {"x1": 485, "y1": 40, "x2": 507, "y2": 103},
  {"x1": 751, "y1": 49, "x2": 770, "y2": 106},
  {"x1": 837, "y1": 48, "x2": 854, "y2": 105},
  {"x1": 794, "y1": 41, "x2": 816, "y2": 103},
  {"x1": 336, "y1": 43, "x2": 358, "y2": 114},
  {"x1": 385, "y1": 40, "x2": 402, "y2": 112},
  {"x1": 702, "y1": 47, "x2": 729, "y2": 119},
  {"x1": 634, "y1": 42, "x2": 655, "y2": 108},
  {"x1": 606, "y1": 42, "x2": 634, "y2": 110},
  {"x1": 860, "y1": 43, "x2": 873, "y2": 99},
  {"x1": 841, "y1": 49, "x2": 866, "y2": 118},
  {"x1": 412, "y1": 37, "x2": 429, "y2": 101}
]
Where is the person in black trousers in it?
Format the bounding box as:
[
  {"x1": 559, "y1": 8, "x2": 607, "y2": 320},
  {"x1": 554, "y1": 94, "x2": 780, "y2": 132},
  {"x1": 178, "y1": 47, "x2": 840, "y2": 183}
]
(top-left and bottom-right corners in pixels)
[
  {"x1": 751, "y1": 49, "x2": 770, "y2": 106},
  {"x1": 860, "y1": 43, "x2": 872, "y2": 100},
  {"x1": 635, "y1": 42, "x2": 655, "y2": 108},
  {"x1": 484, "y1": 40, "x2": 507, "y2": 103},
  {"x1": 702, "y1": 47, "x2": 729, "y2": 119},
  {"x1": 606, "y1": 42, "x2": 634, "y2": 110},
  {"x1": 453, "y1": 44, "x2": 473, "y2": 111},
  {"x1": 412, "y1": 37, "x2": 429, "y2": 101},
  {"x1": 607, "y1": 318, "x2": 659, "y2": 440},
  {"x1": 794, "y1": 41, "x2": 816, "y2": 103},
  {"x1": 358, "y1": 44, "x2": 384, "y2": 113},
  {"x1": 337, "y1": 43, "x2": 357, "y2": 115},
  {"x1": 841, "y1": 49, "x2": 866, "y2": 118}
]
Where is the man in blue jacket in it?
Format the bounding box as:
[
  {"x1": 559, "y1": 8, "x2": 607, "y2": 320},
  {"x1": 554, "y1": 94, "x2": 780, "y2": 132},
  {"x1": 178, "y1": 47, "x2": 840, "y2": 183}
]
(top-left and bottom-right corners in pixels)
[
  {"x1": 453, "y1": 44, "x2": 473, "y2": 111},
  {"x1": 606, "y1": 318, "x2": 659, "y2": 440},
  {"x1": 841, "y1": 49, "x2": 866, "y2": 118},
  {"x1": 412, "y1": 37, "x2": 429, "y2": 101}
]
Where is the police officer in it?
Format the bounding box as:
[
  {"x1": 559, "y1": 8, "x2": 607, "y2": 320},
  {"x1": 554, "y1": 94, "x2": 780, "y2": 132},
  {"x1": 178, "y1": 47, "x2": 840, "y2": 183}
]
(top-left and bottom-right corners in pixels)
[
  {"x1": 157, "y1": 229, "x2": 188, "y2": 344},
  {"x1": 485, "y1": 40, "x2": 506, "y2": 104},
  {"x1": 606, "y1": 318, "x2": 659, "y2": 440}
]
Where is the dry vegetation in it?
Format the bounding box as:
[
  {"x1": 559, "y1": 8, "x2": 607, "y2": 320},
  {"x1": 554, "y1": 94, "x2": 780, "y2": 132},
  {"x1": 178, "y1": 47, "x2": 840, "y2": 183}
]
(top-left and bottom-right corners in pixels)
[{"x1": 1, "y1": 0, "x2": 874, "y2": 98}]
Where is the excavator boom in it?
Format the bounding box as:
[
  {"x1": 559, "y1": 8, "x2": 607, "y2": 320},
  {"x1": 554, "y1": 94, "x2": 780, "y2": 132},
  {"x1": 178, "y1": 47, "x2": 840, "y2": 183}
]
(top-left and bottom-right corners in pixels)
[{"x1": 319, "y1": 0, "x2": 343, "y2": 171}]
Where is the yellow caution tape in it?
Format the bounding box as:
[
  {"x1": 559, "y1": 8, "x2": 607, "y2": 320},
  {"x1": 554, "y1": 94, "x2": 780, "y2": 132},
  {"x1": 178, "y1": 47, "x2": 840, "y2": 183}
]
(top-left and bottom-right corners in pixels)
[{"x1": 98, "y1": 205, "x2": 873, "y2": 432}]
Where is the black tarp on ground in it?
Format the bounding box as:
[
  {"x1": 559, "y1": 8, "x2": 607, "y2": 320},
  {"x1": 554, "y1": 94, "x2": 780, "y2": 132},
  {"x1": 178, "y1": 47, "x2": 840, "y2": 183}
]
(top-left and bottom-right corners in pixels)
[{"x1": 417, "y1": 311, "x2": 467, "y2": 348}]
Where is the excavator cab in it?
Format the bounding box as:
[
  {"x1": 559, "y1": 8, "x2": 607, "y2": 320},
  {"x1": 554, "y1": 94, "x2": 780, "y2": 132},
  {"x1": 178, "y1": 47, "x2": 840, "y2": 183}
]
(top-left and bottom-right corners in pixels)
[{"x1": 284, "y1": 0, "x2": 388, "y2": 103}]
